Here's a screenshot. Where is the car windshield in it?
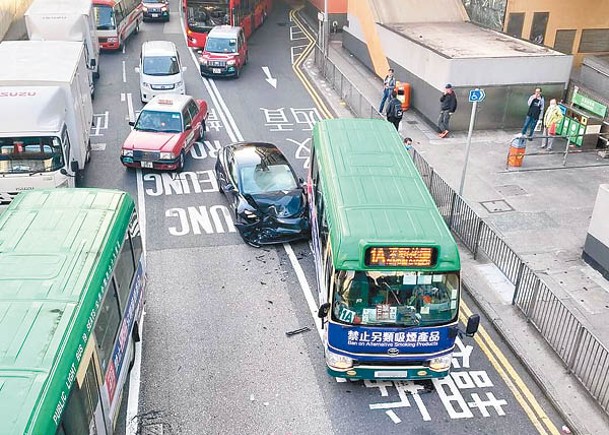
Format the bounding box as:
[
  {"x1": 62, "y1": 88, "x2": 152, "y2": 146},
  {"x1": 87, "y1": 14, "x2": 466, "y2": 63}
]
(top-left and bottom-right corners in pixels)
[
  {"x1": 239, "y1": 164, "x2": 298, "y2": 194},
  {"x1": 204, "y1": 37, "x2": 237, "y2": 54},
  {"x1": 332, "y1": 270, "x2": 459, "y2": 327},
  {"x1": 93, "y1": 5, "x2": 115, "y2": 30},
  {"x1": 134, "y1": 110, "x2": 182, "y2": 133},
  {"x1": 143, "y1": 55, "x2": 180, "y2": 75},
  {"x1": 0, "y1": 136, "x2": 64, "y2": 174}
]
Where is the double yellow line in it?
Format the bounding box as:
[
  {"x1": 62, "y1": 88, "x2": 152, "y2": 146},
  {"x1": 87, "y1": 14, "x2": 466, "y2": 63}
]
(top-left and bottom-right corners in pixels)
[
  {"x1": 459, "y1": 302, "x2": 560, "y2": 434},
  {"x1": 289, "y1": 7, "x2": 334, "y2": 120},
  {"x1": 289, "y1": 6, "x2": 559, "y2": 434}
]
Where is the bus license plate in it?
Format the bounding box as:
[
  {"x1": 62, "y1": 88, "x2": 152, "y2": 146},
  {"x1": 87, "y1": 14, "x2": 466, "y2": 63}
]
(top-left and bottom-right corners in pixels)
[
  {"x1": 151, "y1": 13, "x2": 159, "y2": 17},
  {"x1": 212, "y1": 68, "x2": 221, "y2": 74},
  {"x1": 141, "y1": 161, "x2": 153, "y2": 168},
  {"x1": 374, "y1": 371, "x2": 408, "y2": 378}
]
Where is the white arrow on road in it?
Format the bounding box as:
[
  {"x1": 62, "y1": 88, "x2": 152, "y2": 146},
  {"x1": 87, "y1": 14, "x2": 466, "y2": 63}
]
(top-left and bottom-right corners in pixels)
[{"x1": 262, "y1": 66, "x2": 277, "y2": 88}]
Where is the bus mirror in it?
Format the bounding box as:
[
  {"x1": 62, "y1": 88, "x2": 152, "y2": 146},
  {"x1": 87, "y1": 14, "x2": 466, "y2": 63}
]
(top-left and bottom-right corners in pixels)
[
  {"x1": 318, "y1": 302, "x2": 331, "y2": 319},
  {"x1": 129, "y1": 121, "x2": 135, "y2": 126},
  {"x1": 465, "y1": 314, "x2": 480, "y2": 337}
]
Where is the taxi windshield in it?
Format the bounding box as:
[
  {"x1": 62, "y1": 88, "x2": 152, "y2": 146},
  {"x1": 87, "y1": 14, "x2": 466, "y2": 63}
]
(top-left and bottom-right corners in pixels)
[
  {"x1": 134, "y1": 110, "x2": 182, "y2": 133},
  {"x1": 204, "y1": 37, "x2": 237, "y2": 53},
  {"x1": 332, "y1": 270, "x2": 459, "y2": 327}
]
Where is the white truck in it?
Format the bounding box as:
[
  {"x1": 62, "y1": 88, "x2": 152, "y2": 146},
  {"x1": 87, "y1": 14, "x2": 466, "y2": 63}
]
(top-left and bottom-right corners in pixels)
[
  {"x1": 25, "y1": 0, "x2": 101, "y2": 81},
  {"x1": 0, "y1": 41, "x2": 93, "y2": 206}
]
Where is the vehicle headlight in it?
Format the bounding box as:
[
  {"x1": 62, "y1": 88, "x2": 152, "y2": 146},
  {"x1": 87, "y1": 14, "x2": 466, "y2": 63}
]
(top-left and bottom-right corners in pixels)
[
  {"x1": 142, "y1": 82, "x2": 151, "y2": 88},
  {"x1": 429, "y1": 353, "x2": 452, "y2": 372},
  {"x1": 227, "y1": 59, "x2": 236, "y2": 66},
  {"x1": 200, "y1": 58, "x2": 208, "y2": 65},
  {"x1": 122, "y1": 149, "x2": 133, "y2": 157},
  {"x1": 243, "y1": 209, "x2": 258, "y2": 220},
  {"x1": 176, "y1": 81, "x2": 183, "y2": 87},
  {"x1": 160, "y1": 152, "x2": 174, "y2": 160},
  {"x1": 326, "y1": 349, "x2": 353, "y2": 370},
  {"x1": 161, "y1": 6, "x2": 167, "y2": 11},
  {"x1": 142, "y1": 6, "x2": 148, "y2": 11}
]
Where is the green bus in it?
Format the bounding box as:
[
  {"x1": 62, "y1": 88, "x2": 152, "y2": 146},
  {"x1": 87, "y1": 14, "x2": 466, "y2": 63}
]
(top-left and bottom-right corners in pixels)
[
  {"x1": 308, "y1": 118, "x2": 479, "y2": 380},
  {"x1": 0, "y1": 188, "x2": 145, "y2": 435}
]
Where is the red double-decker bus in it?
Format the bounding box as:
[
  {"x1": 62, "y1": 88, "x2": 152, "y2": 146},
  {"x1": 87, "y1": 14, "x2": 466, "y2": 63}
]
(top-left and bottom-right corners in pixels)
[{"x1": 183, "y1": 0, "x2": 272, "y2": 48}]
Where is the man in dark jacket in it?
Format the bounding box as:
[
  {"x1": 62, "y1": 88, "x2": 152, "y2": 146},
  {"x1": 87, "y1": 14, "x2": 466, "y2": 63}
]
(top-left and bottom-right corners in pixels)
[
  {"x1": 438, "y1": 84, "x2": 457, "y2": 138},
  {"x1": 521, "y1": 87, "x2": 545, "y2": 140},
  {"x1": 386, "y1": 90, "x2": 402, "y2": 131}
]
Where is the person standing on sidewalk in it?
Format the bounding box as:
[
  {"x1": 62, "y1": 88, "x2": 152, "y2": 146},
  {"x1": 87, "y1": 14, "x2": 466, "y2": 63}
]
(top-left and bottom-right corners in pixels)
[
  {"x1": 521, "y1": 87, "x2": 545, "y2": 140},
  {"x1": 386, "y1": 90, "x2": 403, "y2": 131},
  {"x1": 541, "y1": 98, "x2": 563, "y2": 151},
  {"x1": 437, "y1": 84, "x2": 457, "y2": 138},
  {"x1": 379, "y1": 68, "x2": 396, "y2": 113}
]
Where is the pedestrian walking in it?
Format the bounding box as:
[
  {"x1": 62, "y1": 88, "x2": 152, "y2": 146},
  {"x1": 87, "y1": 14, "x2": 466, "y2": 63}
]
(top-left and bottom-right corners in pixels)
[
  {"x1": 403, "y1": 137, "x2": 413, "y2": 150},
  {"x1": 541, "y1": 98, "x2": 563, "y2": 151},
  {"x1": 437, "y1": 84, "x2": 457, "y2": 138},
  {"x1": 379, "y1": 68, "x2": 396, "y2": 113},
  {"x1": 386, "y1": 90, "x2": 403, "y2": 131},
  {"x1": 521, "y1": 87, "x2": 545, "y2": 140}
]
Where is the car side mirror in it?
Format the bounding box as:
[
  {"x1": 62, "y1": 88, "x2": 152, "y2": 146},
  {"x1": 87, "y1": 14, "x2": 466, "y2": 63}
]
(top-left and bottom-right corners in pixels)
[
  {"x1": 134, "y1": 67, "x2": 140, "y2": 73},
  {"x1": 465, "y1": 314, "x2": 480, "y2": 337},
  {"x1": 185, "y1": 123, "x2": 192, "y2": 130},
  {"x1": 129, "y1": 121, "x2": 135, "y2": 126},
  {"x1": 318, "y1": 302, "x2": 331, "y2": 319}
]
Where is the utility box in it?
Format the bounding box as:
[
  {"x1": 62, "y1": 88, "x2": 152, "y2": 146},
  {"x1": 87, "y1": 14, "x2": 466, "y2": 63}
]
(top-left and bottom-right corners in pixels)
[{"x1": 583, "y1": 184, "x2": 609, "y2": 279}]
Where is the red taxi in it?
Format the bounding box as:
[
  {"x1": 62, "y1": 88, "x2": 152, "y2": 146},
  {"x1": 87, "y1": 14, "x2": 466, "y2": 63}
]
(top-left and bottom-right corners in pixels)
[{"x1": 120, "y1": 95, "x2": 208, "y2": 171}]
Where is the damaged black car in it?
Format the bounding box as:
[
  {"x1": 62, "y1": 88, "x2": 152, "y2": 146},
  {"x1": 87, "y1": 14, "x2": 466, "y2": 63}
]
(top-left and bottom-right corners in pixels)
[{"x1": 215, "y1": 142, "x2": 310, "y2": 247}]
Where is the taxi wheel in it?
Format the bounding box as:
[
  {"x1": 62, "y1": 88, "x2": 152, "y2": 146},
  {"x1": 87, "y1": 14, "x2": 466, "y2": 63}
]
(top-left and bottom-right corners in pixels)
[
  {"x1": 198, "y1": 122, "x2": 205, "y2": 140},
  {"x1": 176, "y1": 150, "x2": 185, "y2": 172}
]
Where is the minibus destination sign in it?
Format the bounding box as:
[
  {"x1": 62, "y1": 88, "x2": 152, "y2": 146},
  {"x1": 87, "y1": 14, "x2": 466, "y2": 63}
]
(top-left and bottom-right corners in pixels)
[{"x1": 365, "y1": 247, "x2": 436, "y2": 267}]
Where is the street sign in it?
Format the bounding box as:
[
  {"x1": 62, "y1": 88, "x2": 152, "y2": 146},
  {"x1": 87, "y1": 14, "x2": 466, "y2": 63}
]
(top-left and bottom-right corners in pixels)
[{"x1": 468, "y1": 88, "x2": 486, "y2": 103}]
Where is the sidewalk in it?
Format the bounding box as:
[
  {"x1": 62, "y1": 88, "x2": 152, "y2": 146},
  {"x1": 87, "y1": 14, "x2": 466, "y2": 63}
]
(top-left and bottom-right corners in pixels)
[{"x1": 299, "y1": 18, "x2": 609, "y2": 435}]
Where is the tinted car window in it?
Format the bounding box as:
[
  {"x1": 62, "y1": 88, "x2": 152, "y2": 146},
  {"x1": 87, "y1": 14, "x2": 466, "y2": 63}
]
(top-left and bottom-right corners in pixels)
[
  {"x1": 187, "y1": 99, "x2": 199, "y2": 120},
  {"x1": 143, "y1": 55, "x2": 180, "y2": 75},
  {"x1": 182, "y1": 106, "x2": 193, "y2": 128}
]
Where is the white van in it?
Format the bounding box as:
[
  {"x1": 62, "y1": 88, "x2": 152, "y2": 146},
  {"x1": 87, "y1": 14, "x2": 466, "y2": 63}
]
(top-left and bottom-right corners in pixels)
[{"x1": 137, "y1": 40, "x2": 185, "y2": 103}]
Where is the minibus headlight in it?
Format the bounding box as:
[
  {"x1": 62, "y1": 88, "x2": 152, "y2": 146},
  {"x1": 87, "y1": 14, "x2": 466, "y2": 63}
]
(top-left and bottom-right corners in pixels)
[
  {"x1": 142, "y1": 82, "x2": 151, "y2": 88},
  {"x1": 200, "y1": 58, "x2": 208, "y2": 65},
  {"x1": 326, "y1": 349, "x2": 353, "y2": 370},
  {"x1": 142, "y1": 6, "x2": 148, "y2": 11},
  {"x1": 429, "y1": 354, "x2": 452, "y2": 372},
  {"x1": 227, "y1": 59, "x2": 236, "y2": 66},
  {"x1": 160, "y1": 152, "x2": 174, "y2": 160},
  {"x1": 122, "y1": 149, "x2": 133, "y2": 157}
]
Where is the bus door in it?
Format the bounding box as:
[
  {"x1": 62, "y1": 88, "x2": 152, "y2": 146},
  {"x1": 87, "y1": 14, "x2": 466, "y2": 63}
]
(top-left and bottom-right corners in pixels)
[{"x1": 58, "y1": 339, "x2": 109, "y2": 435}]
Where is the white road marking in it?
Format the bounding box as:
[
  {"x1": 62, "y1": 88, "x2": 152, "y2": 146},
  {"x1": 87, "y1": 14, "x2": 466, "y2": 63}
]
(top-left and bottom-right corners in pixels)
[
  {"x1": 262, "y1": 66, "x2": 278, "y2": 88},
  {"x1": 126, "y1": 310, "x2": 145, "y2": 435},
  {"x1": 90, "y1": 143, "x2": 106, "y2": 151},
  {"x1": 122, "y1": 60, "x2": 127, "y2": 83},
  {"x1": 386, "y1": 410, "x2": 402, "y2": 424},
  {"x1": 121, "y1": 92, "x2": 126, "y2": 102},
  {"x1": 283, "y1": 243, "x2": 322, "y2": 341},
  {"x1": 208, "y1": 80, "x2": 243, "y2": 141},
  {"x1": 127, "y1": 93, "x2": 135, "y2": 124}
]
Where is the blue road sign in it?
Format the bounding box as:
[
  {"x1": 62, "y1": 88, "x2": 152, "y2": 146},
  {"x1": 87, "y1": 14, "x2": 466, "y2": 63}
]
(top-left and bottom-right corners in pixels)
[{"x1": 468, "y1": 88, "x2": 486, "y2": 103}]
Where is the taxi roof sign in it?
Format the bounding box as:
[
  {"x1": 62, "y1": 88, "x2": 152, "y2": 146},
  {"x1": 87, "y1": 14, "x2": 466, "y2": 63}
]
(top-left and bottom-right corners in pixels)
[{"x1": 157, "y1": 99, "x2": 174, "y2": 105}]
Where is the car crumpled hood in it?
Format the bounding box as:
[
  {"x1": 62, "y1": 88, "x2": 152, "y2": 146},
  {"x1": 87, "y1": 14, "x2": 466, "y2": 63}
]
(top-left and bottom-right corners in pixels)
[
  {"x1": 123, "y1": 131, "x2": 181, "y2": 153},
  {"x1": 203, "y1": 52, "x2": 238, "y2": 61},
  {"x1": 249, "y1": 189, "x2": 305, "y2": 218}
]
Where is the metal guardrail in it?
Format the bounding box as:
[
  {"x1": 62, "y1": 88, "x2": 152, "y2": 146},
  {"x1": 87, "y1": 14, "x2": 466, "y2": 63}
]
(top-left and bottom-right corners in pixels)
[{"x1": 313, "y1": 46, "x2": 609, "y2": 416}]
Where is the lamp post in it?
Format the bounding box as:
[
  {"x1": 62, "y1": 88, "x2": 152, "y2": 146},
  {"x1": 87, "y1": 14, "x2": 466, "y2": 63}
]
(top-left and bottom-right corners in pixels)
[{"x1": 323, "y1": 0, "x2": 329, "y2": 57}]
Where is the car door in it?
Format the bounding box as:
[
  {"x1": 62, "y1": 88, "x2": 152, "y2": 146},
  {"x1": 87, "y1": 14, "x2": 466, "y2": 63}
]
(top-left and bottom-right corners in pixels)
[
  {"x1": 186, "y1": 99, "x2": 203, "y2": 140},
  {"x1": 181, "y1": 103, "x2": 196, "y2": 152}
]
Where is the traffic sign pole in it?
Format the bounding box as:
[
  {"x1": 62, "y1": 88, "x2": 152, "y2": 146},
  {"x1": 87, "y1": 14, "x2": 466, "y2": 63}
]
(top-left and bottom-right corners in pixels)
[
  {"x1": 459, "y1": 88, "x2": 484, "y2": 196},
  {"x1": 459, "y1": 100, "x2": 477, "y2": 196}
]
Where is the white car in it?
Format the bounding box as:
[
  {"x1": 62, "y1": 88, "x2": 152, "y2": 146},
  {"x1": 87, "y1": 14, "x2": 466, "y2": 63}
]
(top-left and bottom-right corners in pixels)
[{"x1": 137, "y1": 40, "x2": 186, "y2": 103}]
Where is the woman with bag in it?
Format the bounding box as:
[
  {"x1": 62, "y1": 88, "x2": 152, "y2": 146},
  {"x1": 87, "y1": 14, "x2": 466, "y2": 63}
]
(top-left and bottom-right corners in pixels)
[{"x1": 541, "y1": 99, "x2": 563, "y2": 151}]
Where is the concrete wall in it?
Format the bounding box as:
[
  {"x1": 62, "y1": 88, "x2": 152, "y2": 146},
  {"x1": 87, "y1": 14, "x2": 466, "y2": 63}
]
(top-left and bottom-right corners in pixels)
[
  {"x1": 369, "y1": 0, "x2": 468, "y2": 24},
  {"x1": 505, "y1": 0, "x2": 609, "y2": 65},
  {"x1": 344, "y1": 24, "x2": 567, "y2": 131},
  {"x1": 0, "y1": 0, "x2": 32, "y2": 41},
  {"x1": 304, "y1": 0, "x2": 348, "y2": 31}
]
